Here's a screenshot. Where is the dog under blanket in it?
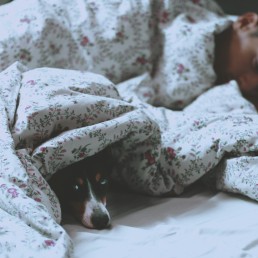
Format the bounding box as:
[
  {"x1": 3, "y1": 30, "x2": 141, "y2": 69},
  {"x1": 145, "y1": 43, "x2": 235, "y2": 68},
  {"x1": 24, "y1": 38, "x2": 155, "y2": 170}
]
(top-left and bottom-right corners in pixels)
[{"x1": 1, "y1": 60, "x2": 258, "y2": 257}]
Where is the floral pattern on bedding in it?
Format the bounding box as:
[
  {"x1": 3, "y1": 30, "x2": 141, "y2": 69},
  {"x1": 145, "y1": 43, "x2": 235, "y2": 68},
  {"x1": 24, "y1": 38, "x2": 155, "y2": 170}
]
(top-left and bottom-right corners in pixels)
[
  {"x1": 0, "y1": 0, "x2": 224, "y2": 85},
  {"x1": 0, "y1": 62, "x2": 161, "y2": 257},
  {"x1": 1, "y1": 0, "x2": 258, "y2": 258},
  {"x1": 114, "y1": 80, "x2": 258, "y2": 196},
  {"x1": 0, "y1": 0, "x2": 157, "y2": 84},
  {"x1": 117, "y1": 3, "x2": 230, "y2": 109},
  {"x1": 0, "y1": 63, "x2": 72, "y2": 257}
]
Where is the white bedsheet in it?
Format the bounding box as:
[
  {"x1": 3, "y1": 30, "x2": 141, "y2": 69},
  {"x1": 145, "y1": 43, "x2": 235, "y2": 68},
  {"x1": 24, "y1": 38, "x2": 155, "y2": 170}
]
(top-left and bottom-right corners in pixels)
[{"x1": 63, "y1": 186, "x2": 258, "y2": 258}]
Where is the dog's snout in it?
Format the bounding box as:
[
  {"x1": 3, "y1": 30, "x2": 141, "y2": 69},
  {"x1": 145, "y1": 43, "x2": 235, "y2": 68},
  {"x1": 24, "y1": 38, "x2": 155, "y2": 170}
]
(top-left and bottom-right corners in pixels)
[{"x1": 91, "y1": 210, "x2": 110, "y2": 229}]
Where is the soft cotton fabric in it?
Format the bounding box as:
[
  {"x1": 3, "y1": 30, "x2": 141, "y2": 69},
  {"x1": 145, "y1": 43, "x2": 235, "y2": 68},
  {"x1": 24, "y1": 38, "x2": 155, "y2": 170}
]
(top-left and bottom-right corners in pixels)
[{"x1": 0, "y1": 1, "x2": 258, "y2": 258}]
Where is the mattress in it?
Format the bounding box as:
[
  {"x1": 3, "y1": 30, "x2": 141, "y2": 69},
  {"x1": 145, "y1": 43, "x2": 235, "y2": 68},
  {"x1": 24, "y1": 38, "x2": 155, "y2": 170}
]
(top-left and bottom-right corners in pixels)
[{"x1": 63, "y1": 185, "x2": 258, "y2": 258}]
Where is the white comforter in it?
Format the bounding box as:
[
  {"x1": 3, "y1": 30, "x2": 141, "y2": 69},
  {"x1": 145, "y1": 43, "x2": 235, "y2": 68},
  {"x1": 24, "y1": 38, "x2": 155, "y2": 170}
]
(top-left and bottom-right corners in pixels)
[{"x1": 1, "y1": 0, "x2": 258, "y2": 257}]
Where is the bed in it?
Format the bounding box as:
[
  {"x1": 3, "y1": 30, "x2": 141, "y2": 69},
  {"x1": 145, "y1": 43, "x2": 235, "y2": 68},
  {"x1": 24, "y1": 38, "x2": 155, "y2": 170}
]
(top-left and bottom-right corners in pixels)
[
  {"x1": 1, "y1": 0, "x2": 258, "y2": 257},
  {"x1": 64, "y1": 187, "x2": 258, "y2": 258}
]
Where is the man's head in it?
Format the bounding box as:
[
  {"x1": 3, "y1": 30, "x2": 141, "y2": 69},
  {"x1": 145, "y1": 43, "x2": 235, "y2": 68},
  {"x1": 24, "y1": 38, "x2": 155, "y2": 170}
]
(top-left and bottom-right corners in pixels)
[{"x1": 215, "y1": 12, "x2": 258, "y2": 108}]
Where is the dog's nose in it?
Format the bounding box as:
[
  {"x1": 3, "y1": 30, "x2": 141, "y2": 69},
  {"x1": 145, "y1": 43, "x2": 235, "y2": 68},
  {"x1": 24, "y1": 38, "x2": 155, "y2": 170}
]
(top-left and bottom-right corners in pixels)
[{"x1": 91, "y1": 212, "x2": 110, "y2": 229}]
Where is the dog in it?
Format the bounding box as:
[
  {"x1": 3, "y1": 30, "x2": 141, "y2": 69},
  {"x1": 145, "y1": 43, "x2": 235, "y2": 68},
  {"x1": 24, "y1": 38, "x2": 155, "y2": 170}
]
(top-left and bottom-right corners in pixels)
[{"x1": 48, "y1": 149, "x2": 111, "y2": 229}]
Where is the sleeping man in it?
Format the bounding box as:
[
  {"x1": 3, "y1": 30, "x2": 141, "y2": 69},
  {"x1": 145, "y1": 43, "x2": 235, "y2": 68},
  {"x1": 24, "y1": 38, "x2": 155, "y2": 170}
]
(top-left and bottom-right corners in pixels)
[
  {"x1": 214, "y1": 12, "x2": 258, "y2": 110},
  {"x1": 117, "y1": 5, "x2": 258, "y2": 113}
]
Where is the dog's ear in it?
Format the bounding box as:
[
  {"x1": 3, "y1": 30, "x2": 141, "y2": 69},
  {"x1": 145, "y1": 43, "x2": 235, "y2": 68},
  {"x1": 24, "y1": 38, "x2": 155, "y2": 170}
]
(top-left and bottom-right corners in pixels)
[
  {"x1": 48, "y1": 164, "x2": 76, "y2": 193},
  {"x1": 48, "y1": 170, "x2": 64, "y2": 197}
]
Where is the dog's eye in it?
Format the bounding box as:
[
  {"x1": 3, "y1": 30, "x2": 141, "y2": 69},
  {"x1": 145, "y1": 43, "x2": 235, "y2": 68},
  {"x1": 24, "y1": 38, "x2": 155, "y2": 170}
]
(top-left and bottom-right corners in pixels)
[
  {"x1": 99, "y1": 178, "x2": 108, "y2": 186},
  {"x1": 97, "y1": 178, "x2": 108, "y2": 195},
  {"x1": 71, "y1": 183, "x2": 87, "y2": 201},
  {"x1": 72, "y1": 184, "x2": 80, "y2": 191}
]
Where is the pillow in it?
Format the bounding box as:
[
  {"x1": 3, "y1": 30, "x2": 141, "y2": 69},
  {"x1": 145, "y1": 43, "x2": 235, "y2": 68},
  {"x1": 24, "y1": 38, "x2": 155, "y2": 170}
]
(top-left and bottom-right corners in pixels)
[
  {"x1": 130, "y1": 2, "x2": 231, "y2": 109},
  {"x1": 184, "y1": 80, "x2": 257, "y2": 114}
]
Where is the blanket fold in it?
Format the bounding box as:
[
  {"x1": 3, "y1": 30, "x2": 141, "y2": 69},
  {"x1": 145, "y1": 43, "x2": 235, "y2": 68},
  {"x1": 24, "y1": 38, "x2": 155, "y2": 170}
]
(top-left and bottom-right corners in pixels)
[{"x1": 1, "y1": 1, "x2": 258, "y2": 257}]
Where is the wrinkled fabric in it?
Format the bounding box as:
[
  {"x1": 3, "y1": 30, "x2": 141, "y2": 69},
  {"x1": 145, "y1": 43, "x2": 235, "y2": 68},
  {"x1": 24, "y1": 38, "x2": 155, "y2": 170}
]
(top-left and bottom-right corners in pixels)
[
  {"x1": 1, "y1": 0, "x2": 258, "y2": 258},
  {"x1": 0, "y1": 61, "x2": 159, "y2": 257}
]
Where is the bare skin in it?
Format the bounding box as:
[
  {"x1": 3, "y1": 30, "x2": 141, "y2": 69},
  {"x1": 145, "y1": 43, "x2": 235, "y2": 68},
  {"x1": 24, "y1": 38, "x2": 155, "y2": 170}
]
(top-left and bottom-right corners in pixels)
[{"x1": 214, "y1": 12, "x2": 258, "y2": 110}]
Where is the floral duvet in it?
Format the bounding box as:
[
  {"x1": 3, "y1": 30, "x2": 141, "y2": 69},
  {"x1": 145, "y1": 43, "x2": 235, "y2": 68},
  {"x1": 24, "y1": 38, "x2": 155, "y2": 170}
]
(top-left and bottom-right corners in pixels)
[{"x1": 1, "y1": 0, "x2": 258, "y2": 257}]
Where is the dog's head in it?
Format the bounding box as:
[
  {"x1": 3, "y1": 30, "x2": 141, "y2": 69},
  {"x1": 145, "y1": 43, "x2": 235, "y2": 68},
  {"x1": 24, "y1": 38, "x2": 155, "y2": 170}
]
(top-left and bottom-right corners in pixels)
[{"x1": 49, "y1": 150, "x2": 111, "y2": 229}]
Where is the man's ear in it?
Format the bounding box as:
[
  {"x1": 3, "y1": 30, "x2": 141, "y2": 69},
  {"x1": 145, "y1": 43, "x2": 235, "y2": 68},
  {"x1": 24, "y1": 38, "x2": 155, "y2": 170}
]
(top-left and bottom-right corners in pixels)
[{"x1": 233, "y1": 12, "x2": 258, "y2": 33}]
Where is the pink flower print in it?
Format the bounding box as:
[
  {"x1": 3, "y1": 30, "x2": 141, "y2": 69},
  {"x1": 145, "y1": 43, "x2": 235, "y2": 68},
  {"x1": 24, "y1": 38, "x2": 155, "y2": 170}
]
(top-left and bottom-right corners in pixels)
[
  {"x1": 49, "y1": 43, "x2": 60, "y2": 55},
  {"x1": 81, "y1": 36, "x2": 89, "y2": 46},
  {"x1": 143, "y1": 91, "x2": 153, "y2": 98},
  {"x1": 194, "y1": 120, "x2": 199, "y2": 125},
  {"x1": 18, "y1": 49, "x2": 32, "y2": 62},
  {"x1": 116, "y1": 31, "x2": 124, "y2": 38},
  {"x1": 159, "y1": 11, "x2": 170, "y2": 23},
  {"x1": 8, "y1": 188, "x2": 19, "y2": 198},
  {"x1": 116, "y1": 31, "x2": 126, "y2": 43},
  {"x1": 19, "y1": 183, "x2": 27, "y2": 188},
  {"x1": 34, "y1": 197, "x2": 42, "y2": 203},
  {"x1": 39, "y1": 147, "x2": 48, "y2": 153},
  {"x1": 176, "y1": 100, "x2": 184, "y2": 107},
  {"x1": 0, "y1": 184, "x2": 7, "y2": 189},
  {"x1": 192, "y1": 0, "x2": 200, "y2": 3},
  {"x1": 167, "y1": 147, "x2": 176, "y2": 160},
  {"x1": 44, "y1": 240, "x2": 56, "y2": 247},
  {"x1": 187, "y1": 15, "x2": 196, "y2": 23},
  {"x1": 79, "y1": 152, "x2": 86, "y2": 158},
  {"x1": 27, "y1": 80, "x2": 36, "y2": 86},
  {"x1": 144, "y1": 151, "x2": 155, "y2": 165},
  {"x1": 177, "y1": 64, "x2": 185, "y2": 74},
  {"x1": 136, "y1": 55, "x2": 147, "y2": 65},
  {"x1": 20, "y1": 17, "x2": 31, "y2": 24},
  {"x1": 25, "y1": 105, "x2": 31, "y2": 111}
]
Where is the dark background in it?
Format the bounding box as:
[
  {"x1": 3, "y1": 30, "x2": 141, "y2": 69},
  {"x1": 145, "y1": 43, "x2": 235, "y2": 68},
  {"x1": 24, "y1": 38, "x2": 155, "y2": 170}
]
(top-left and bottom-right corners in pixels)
[
  {"x1": 215, "y1": 0, "x2": 258, "y2": 15},
  {"x1": 0, "y1": 0, "x2": 257, "y2": 14},
  {"x1": 0, "y1": 1, "x2": 257, "y2": 15}
]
